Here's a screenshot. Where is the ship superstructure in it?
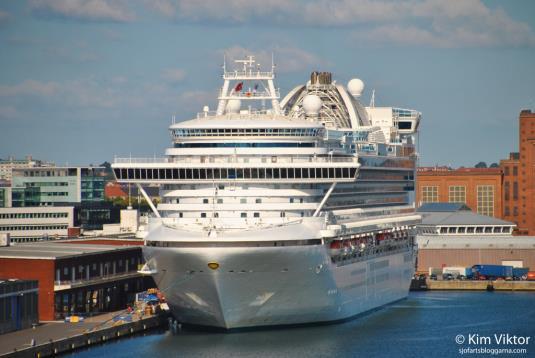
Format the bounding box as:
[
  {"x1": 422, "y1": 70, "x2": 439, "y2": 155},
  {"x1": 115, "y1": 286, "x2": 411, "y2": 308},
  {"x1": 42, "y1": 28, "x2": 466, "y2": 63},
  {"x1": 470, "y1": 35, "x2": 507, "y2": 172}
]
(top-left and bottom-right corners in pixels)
[{"x1": 112, "y1": 56, "x2": 421, "y2": 329}]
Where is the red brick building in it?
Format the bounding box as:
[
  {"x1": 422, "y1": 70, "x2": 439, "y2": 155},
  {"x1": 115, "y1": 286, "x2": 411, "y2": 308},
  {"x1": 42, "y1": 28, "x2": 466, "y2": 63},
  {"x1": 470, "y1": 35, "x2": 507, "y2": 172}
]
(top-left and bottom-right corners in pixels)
[
  {"x1": 416, "y1": 167, "x2": 503, "y2": 218},
  {"x1": 499, "y1": 110, "x2": 535, "y2": 235}
]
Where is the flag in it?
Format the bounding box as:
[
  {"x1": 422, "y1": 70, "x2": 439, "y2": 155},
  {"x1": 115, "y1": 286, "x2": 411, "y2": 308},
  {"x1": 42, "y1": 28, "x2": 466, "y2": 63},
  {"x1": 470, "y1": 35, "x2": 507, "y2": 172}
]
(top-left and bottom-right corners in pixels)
[{"x1": 234, "y1": 82, "x2": 243, "y2": 92}]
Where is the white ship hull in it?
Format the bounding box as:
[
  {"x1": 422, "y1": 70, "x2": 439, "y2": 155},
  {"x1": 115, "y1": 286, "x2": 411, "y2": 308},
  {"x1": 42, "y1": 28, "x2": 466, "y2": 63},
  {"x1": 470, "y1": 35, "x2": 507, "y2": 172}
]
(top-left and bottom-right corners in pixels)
[{"x1": 143, "y1": 224, "x2": 415, "y2": 329}]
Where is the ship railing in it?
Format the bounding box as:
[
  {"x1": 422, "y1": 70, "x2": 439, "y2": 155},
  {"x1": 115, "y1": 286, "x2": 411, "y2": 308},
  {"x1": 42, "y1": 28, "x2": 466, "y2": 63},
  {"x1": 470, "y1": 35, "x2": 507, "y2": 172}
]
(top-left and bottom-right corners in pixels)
[
  {"x1": 114, "y1": 155, "x2": 358, "y2": 164},
  {"x1": 195, "y1": 110, "x2": 285, "y2": 119},
  {"x1": 218, "y1": 89, "x2": 280, "y2": 98},
  {"x1": 223, "y1": 70, "x2": 274, "y2": 79}
]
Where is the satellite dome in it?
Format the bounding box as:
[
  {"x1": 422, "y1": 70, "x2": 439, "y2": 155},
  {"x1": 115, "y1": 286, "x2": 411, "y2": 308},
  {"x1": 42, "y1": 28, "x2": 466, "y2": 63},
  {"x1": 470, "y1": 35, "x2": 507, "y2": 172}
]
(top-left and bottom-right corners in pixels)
[
  {"x1": 226, "y1": 99, "x2": 241, "y2": 114},
  {"x1": 302, "y1": 94, "x2": 322, "y2": 116},
  {"x1": 347, "y1": 78, "x2": 365, "y2": 97}
]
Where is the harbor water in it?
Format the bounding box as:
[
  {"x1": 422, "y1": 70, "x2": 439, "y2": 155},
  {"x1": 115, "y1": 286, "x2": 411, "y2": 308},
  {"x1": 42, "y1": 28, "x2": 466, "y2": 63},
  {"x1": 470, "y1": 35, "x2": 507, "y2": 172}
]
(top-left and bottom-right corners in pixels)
[{"x1": 69, "y1": 291, "x2": 535, "y2": 357}]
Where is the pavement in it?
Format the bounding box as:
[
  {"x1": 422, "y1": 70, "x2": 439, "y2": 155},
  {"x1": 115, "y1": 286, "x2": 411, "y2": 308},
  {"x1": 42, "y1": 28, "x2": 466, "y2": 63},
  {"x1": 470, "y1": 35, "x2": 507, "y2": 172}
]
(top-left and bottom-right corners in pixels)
[{"x1": 0, "y1": 310, "x2": 144, "y2": 356}]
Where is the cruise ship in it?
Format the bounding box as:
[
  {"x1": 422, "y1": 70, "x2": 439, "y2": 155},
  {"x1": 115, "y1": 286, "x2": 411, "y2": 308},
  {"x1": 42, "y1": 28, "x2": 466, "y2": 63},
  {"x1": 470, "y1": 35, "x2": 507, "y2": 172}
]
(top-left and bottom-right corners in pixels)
[{"x1": 112, "y1": 55, "x2": 421, "y2": 329}]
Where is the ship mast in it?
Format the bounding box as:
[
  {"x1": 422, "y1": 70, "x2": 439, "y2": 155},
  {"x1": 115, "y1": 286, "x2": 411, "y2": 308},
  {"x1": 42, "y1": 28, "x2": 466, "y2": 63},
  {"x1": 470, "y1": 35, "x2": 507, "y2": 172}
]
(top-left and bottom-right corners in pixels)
[{"x1": 215, "y1": 55, "x2": 281, "y2": 115}]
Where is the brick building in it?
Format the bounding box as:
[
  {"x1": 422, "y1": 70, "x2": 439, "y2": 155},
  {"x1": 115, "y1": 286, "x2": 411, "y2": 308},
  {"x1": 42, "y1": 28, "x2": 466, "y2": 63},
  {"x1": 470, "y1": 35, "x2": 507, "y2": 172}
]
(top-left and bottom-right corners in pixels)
[
  {"x1": 500, "y1": 110, "x2": 535, "y2": 235},
  {"x1": 416, "y1": 167, "x2": 503, "y2": 218}
]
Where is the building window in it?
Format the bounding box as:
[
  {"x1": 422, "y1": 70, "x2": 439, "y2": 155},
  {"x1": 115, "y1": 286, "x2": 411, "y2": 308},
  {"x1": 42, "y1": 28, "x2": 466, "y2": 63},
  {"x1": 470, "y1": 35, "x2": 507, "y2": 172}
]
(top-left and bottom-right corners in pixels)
[
  {"x1": 448, "y1": 186, "x2": 466, "y2": 203},
  {"x1": 504, "y1": 206, "x2": 510, "y2": 216},
  {"x1": 513, "y1": 182, "x2": 518, "y2": 200},
  {"x1": 513, "y1": 166, "x2": 518, "y2": 176},
  {"x1": 477, "y1": 185, "x2": 494, "y2": 217},
  {"x1": 504, "y1": 182, "x2": 510, "y2": 201},
  {"x1": 504, "y1": 167, "x2": 509, "y2": 176},
  {"x1": 421, "y1": 186, "x2": 438, "y2": 203}
]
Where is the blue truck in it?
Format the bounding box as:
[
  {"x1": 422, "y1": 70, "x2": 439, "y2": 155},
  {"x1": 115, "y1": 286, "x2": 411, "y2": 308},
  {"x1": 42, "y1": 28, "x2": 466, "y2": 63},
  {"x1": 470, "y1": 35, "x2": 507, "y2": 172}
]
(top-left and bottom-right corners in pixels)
[
  {"x1": 512, "y1": 267, "x2": 529, "y2": 280},
  {"x1": 472, "y1": 265, "x2": 513, "y2": 280}
]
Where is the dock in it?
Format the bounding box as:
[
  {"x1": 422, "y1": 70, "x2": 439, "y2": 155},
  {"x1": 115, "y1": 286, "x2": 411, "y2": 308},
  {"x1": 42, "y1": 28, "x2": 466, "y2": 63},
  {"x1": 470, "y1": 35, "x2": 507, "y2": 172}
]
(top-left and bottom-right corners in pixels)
[
  {"x1": 412, "y1": 279, "x2": 535, "y2": 291},
  {"x1": 0, "y1": 310, "x2": 168, "y2": 358}
]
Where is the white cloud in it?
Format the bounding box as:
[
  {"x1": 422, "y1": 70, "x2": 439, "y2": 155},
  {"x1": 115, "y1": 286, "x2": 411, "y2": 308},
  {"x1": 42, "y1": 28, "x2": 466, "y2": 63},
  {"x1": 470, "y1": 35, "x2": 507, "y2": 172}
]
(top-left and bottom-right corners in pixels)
[
  {"x1": 30, "y1": 0, "x2": 135, "y2": 22},
  {"x1": 222, "y1": 46, "x2": 326, "y2": 73},
  {"x1": 0, "y1": 80, "x2": 60, "y2": 97},
  {"x1": 144, "y1": 0, "x2": 535, "y2": 48},
  {"x1": 0, "y1": 10, "x2": 10, "y2": 23},
  {"x1": 162, "y1": 68, "x2": 186, "y2": 83},
  {"x1": 0, "y1": 106, "x2": 20, "y2": 120}
]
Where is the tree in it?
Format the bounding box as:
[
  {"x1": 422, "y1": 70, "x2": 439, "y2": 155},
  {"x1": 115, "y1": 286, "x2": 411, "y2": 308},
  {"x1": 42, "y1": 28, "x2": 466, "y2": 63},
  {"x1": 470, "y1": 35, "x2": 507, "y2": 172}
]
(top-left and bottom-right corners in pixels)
[
  {"x1": 474, "y1": 162, "x2": 487, "y2": 168},
  {"x1": 489, "y1": 163, "x2": 499, "y2": 168}
]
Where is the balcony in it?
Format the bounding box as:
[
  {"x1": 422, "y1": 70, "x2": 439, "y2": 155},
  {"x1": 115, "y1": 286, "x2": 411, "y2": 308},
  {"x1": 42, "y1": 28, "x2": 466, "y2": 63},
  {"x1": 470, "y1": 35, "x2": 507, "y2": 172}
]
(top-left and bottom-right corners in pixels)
[{"x1": 54, "y1": 270, "x2": 142, "y2": 291}]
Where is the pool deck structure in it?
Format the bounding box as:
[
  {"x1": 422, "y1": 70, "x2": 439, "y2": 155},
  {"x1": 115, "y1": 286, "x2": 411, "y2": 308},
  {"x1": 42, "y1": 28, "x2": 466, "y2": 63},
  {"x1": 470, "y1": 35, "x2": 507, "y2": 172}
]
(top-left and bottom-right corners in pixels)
[{"x1": 0, "y1": 310, "x2": 168, "y2": 357}]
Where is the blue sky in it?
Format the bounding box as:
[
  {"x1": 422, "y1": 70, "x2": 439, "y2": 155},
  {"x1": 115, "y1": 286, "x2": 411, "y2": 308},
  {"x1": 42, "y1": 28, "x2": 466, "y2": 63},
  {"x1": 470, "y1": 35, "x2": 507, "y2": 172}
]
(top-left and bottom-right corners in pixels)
[{"x1": 0, "y1": 0, "x2": 534, "y2": 167}]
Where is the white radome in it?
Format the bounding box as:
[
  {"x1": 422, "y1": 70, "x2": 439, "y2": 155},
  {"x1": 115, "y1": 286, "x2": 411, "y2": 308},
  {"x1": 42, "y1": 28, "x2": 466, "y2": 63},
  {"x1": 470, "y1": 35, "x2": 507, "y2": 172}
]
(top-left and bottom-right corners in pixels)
[
  {"x1": 302, "y1": 94, "x2": 322, "y2": 115},
  {"x1": 226, "y1": 99, "x2": 241, "y2": 113},
  {"x1": 347, "y1": 78, "x2": 365, "y2": 97}
]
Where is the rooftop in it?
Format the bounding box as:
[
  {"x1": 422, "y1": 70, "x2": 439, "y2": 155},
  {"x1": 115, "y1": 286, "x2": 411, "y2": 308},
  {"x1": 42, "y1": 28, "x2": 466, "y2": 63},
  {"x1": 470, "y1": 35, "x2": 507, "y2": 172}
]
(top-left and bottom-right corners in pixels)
[
  {"x1": 418, "y1": 203, "x2": 515, "y2": 226},
  {"x1": 0, "y1": 241, "x2": 139, "y2": 260}
]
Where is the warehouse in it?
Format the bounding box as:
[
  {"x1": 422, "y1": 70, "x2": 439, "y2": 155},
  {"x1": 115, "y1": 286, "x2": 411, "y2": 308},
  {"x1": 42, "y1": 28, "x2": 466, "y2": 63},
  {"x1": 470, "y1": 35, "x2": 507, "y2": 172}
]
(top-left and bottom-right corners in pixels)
[
  {"x1": 0, "y1": 240, "x2": 151, "y2": 321},
  {"x1": 416, "y1": 203, "x2": 535, "y2": 273}
]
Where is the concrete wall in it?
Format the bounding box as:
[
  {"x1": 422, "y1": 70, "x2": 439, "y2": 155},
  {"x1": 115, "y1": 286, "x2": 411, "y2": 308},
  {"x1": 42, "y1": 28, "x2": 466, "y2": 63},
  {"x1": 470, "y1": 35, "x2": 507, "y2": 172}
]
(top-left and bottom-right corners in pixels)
[{"x1": 417, "y1": 248, "x2": 535, "y2": 273}]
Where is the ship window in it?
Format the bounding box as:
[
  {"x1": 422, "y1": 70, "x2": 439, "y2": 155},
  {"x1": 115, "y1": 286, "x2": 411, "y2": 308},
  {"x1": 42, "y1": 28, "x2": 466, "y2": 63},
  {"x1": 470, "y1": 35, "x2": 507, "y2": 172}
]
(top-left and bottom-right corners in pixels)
[
  {"x1": 253, "y1": 212, "x2": 260, "y2": 218},
  {"x1": 237, "y1": 169, "x2": 244, "y2": 179},
  {"x1": 467, "y1": 227, "x2": 475, "y2": 233},
  {"x1": 290, "y1": 198, "x2": 294, "y2": 203},
  {"x1": 147, "y1": 169, "x2": 153, "y2": 179},
  {"x1": 302, "y1": 168, "x2": 309, "y2": 179},
  {"x1": 165, "y1": 169, "x2": 172, "y2": 179},
  {"x1": 281, "y1": 168, "x2": 288, "y2": 178},
  {"x1": 214, "y1": 213, "x2": 219, "y2": 218},
  {"x1": 322, "y1": 168, "x2": 329, "y2": 178},
  {"x1": 218, "y1": 184, "x2": 225, "y2": 190},
  {"x1": 179, "y1": 169, "x2": 185, "y2": 179},
  {"x1": 280, "y1": 212, "x2": 285, "y2": 217},
  {"x1": 288, "y1": 168, "x2": 295, "y2": 179},
  {"x1": 343, "y1": 168, "x2": 349, "y2": 177},
  {"x1": 201, "y1": 213, "x2": 206, "y2": 218},
  {"x1": 127, "y1": 169, "x2": 134, "y2": 179},
  {"x1": 200, "y1": 169, "x2": 207, "y2": 180},
  {"x1": 203, "y1": 199, "x2": 209, "y2": 204},
  {"x1": 179, "y1": 212, "x2": 183, "y2": 218},
  {"x1": 244, "y1": 168, "x2": 251, "y2": 178},
  {"x1": 140, "y1": 169, "x2": 147, "y2": 179},
  {"x1": 206, "y1": 169, "x2": 214, "y2": 179},
  {"x1": 240, "y1": 198, "x2": 247, "y2": 204},
  {"x1": 193, "y1": 169, "x2": 200, "y2": 179},
  {"x1": 255, "y1": 198, "x2": 262, "y2": 203},
  {"x1": 241, "y1": 212, "x2": 247, "y2": 218},
  {"x1": 266, "y1": 168, "x2": 273, "y2": 179},
  {"x1": 329, "y1": 168, "x2": 335, "y2": 178},
  {"x1": 217, "y1": 198, "x2": 223, "y2": 204},
  {"x1": 158, "y1": 169, "x2": 165, "y2": 179},
  {"x1": 221, "y1": 168, "x2": 228, "y2": 179}
]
